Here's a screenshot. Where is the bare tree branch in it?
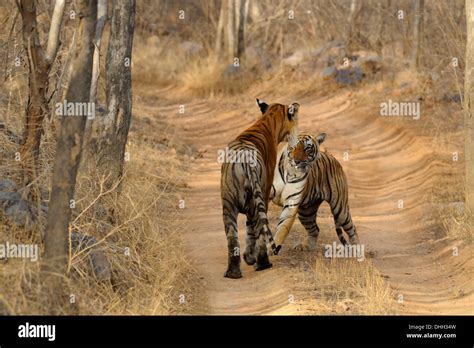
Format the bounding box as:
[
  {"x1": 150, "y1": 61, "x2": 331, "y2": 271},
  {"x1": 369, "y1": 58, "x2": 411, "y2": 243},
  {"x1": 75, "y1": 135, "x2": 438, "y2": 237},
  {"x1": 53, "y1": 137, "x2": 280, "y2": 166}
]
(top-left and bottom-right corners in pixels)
[
  {"x1": 89, "y1": 0, "x2": 108, "y2": 103},
  {"x1": 44, "y1": 0, "x2": 66, "y2": 65}
]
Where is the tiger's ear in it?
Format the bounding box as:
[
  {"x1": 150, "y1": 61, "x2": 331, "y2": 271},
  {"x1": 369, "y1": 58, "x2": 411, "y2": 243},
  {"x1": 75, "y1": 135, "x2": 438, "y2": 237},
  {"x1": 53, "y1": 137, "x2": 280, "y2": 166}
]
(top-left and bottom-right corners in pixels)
[
  {"x1": 288, "y1": 102, "x2": 300, "y2": 120},
  {"x1": 316, "y1": 133, "x2": 327, "y2": 145},
  {"x1": 256, "y1": 98, "x2": 269, "y2": 114}
]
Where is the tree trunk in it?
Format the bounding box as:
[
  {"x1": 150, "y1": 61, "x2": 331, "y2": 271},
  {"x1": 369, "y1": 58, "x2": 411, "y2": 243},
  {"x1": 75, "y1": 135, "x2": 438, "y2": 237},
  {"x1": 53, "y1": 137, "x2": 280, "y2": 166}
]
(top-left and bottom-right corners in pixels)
[
  {"x1": 89, "y1": 0, "x2": 108, "y2": 104},
  {"x1": 346, "y1": 0, "x2": 362, "y2": 51},
  {"x1": 226, "y1": 0, "x2": 236, "y2": 60},
  {"x1": 45, "y1": 0, "x2": 66, "y2": 64},
  {"x1": 465, "y1": 0, "x2": 474, "y2": 214},
  {"x1": 215, "y1": 0, "x2": 226, "y2": 54},
  {"x1": 236, "y1": 0, "x2": 249, "y2": 59},
  {"x1": 42, "y1": 0, "x2": 96, "y2": 314},
  {"x1": 249, "y1": 0, "x2": 261, "y2": 22},
  {"x1": 91, "y1": 0, "x2": 136, "y2": 190},
  {"x1": 234, "y1": 0, "x2": 241, "y2": 43},
  {"x1": 410, "y1": 0, "x2": 424, "y2": 69},
  {"x1": 18, "y1": 0, "x2": 65, "y2": 192},
  {"x1": 18, "y1": 0, "x2": 50, "y2": 190},
  {"x1": 84, "y1": 0, "x2": 108, "y2": 154},
  {"x1": 375, "y1": 0, "x2": 388, "y2": 54}
]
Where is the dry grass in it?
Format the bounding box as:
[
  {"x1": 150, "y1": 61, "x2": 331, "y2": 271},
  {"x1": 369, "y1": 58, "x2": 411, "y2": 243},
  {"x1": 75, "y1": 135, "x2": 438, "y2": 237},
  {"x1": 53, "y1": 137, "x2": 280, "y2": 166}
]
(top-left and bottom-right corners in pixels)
[
  {"x1": 132, "y1": 37, "x2": 190, "y2": 88},
  {"x1": 0, "y1": 148, "x2": 195, "y2": 315},
  {"x1": 179, "y1": 56, "x2": 254, "y2": 97},
  {"x1": 306, "y1": 256, "x2": 396, "y2": 315},
  {"x1": 0, "y1": 101, "x2": 196, "y2": 315},
  {"x1": 440, "y1": 202, "x2": 474, "y2": 244},
  {"x1": 67, "y1": 142, "x2": 194, "y2": 315},
  {"x1": 0, "y1": 0, "x2": 471, "y2": 316},
  {"x1": 0, "y1": 1, "x2": 196, "y2": 314},
  {"x1": 274, "y1": 203, "x2": 397, "y2": 315},
  {"x1": 132, "y1": 38, "x2": 256, "y2": 98}
]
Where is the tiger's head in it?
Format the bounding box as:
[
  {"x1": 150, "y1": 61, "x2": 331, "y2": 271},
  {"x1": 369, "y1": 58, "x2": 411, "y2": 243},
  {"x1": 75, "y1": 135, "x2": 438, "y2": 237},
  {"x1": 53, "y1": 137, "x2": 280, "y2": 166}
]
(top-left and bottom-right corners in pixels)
[
  {"x1": 285, "y1": 133, "x2": 326, "y2": 182},
  {"x1": 256, "y1": 98, "x2": 299, "y2": 148}
]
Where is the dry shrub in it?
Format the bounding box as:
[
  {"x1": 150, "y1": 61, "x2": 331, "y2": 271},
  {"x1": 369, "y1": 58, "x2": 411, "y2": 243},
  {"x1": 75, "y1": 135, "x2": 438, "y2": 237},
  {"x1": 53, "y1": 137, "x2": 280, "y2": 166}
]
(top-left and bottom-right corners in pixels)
[
  {"x1": 263, "y1": 65, "x2": 343, "y2": 99},
  {"x1": 67, "y1": 142, "x2": 194, "y2": 315},
  {"x1": 0, "y1": 2, "x2": 195, "y2": 313},
  {"x1": 307, "y1": 256, "x2": 396, "y2": 315},
  {"x1": 132, "y1": 37, "x2": 190, "y2": 88},
  {"x1": 0, "y1": 123, "x2": 195, "y2": 315},
  {"x1": 132, "y1": 36, "x2": 258, "y2": 98},
  {"x1": 0, "y1": 226, "x2": 43, "y2": 315},
  {"x1": 429, "y1": 161, "x2": 470, "y2": 243},
  {"x1": 77, "y1": 132, "x2": 195, "y2": 312},
  {"x1": 441, "y1": 208, "x2": 474, "y2": 244},
  {"x1": 280, "y1": 210, "x2": 396, "y2": 315},
  {"x1": 179, "y1": 56, "x2": 257, "y2": 97}
]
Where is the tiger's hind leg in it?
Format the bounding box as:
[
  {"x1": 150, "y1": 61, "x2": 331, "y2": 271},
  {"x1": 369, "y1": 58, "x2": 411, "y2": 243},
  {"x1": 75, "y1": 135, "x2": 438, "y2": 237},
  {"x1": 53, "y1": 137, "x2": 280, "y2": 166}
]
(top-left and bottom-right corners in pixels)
[
  {"x1": 223, "y1": 206, "x2": 242, "y2": 278},
  {"x1": 255, "y1": 232, "x2": 272, "y2": 271},
  {"x1": 332, "y1": 204, "x2": 359, "y2": 245},
  {"x1": 296, "y1": 200, "x2": 322, "y2": 251},
  {"x1": 250, "y1": 202, "x2": 272, "y2": 271},
  {"x1": 244, "y1": 183, "x2": 273, "y2": 270},
  {"x1": 243, "y1": 218, "x2": 257, "y2": 266}
]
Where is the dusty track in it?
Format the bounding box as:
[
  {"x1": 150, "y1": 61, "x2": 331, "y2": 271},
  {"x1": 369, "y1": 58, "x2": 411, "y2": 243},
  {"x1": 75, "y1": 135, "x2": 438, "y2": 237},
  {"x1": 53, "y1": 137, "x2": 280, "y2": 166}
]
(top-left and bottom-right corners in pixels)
[{"x1": 157, "y1": 90, "x2": 473, "y2": 315}]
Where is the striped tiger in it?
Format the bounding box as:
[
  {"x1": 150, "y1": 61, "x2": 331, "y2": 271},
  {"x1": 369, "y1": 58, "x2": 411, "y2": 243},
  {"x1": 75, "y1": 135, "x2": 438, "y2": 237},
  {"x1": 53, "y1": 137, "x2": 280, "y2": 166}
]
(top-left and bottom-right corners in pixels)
[
  {"x1": 269, "y1": 133, "x2": 360, "y2": 252},
  {"x1": 221, "y1": 99, "x2": 299, "y2": 278}
]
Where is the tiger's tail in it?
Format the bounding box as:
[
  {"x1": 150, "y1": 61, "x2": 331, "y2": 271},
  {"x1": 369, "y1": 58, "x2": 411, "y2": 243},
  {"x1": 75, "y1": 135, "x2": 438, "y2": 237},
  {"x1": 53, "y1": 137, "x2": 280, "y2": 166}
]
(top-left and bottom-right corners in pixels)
[
  {"x1": 248, "y1": 165, "x2": 281, "y2": 256},
  {"x1": 336, "y1": 227, "x2": 348, "y2": 245}
]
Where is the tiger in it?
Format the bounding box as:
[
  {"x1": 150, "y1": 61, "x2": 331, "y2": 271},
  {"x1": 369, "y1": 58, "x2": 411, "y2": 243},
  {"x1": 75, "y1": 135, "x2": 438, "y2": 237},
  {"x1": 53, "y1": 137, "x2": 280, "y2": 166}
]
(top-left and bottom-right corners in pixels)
[
  {"x1": 269, "y1": 133, "x2": 360, "y2": 252},
  {"x1": 220, "y1": 99, "x2": 299, "y2": 278}
]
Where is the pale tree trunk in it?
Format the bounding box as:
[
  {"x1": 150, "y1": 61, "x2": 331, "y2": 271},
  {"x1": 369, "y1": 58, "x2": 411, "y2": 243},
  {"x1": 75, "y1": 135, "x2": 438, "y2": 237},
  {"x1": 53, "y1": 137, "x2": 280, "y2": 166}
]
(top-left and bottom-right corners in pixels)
[
  {"x1": 45, "y1": 0, "x2": 66, "y2": 64},
  {"x1": 410, "y1": 0, "x2": 424, "y2": 69},
  {"x1": 215, "y1": 0, "x2": 226, "y2": 53},
  {"x1": 234, "y1": 0, "x2": 241, "y2": 43},
  {"x1": 18, "y1": 0, "x2": 65, "y2": 193},
  {"x1": 216, "y1": 0, "x2": 246, "y2": 62},
  {"x1": 226, "y1": 0, "x2": 236, "y2": 60},
  {"x1": 465, "y1": 0, "x2": 474, "y2": 213},
  {"x1": 249, "y1": 0, "x2": 261, "y2": 22},
  {"x1": 375, "y1": 0, "x2": 389, "y2": 53},
  {"x1": 236, "y1": 0, "x2": 249, "y2": 59},
  {"x1": 84, "y1": 0, "x2": 108, "y2": 152},
  {"x1": 91, "y1": 0, "x2": 136, "y2": 190},
  {"x1": 346, "y1": 0, "x2": 362, "y2": 50},
  {"x1": 42, "y1": 0, "x2": 96, "y2": 314},
  {"x1": 89, "y1": 0, "x2": 108, "y2": 104}
]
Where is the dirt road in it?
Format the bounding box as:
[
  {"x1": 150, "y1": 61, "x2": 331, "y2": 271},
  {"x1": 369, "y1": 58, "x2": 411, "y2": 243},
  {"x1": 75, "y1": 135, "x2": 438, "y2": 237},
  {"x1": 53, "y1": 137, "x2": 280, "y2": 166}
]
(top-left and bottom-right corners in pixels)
[{"x1": 160, "y1": 90, "x2": 473, "y2": 315}]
